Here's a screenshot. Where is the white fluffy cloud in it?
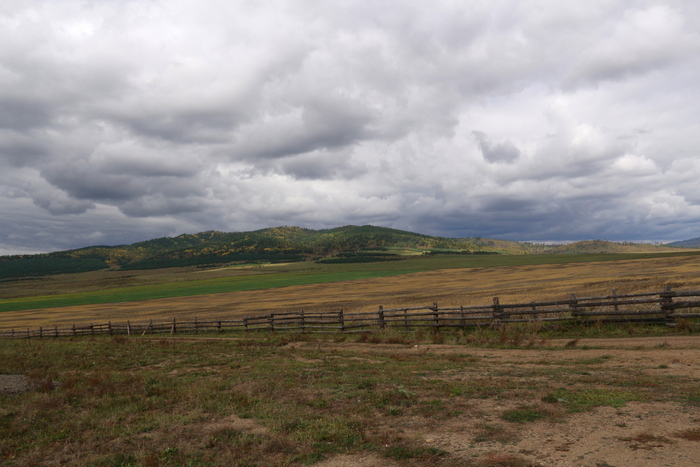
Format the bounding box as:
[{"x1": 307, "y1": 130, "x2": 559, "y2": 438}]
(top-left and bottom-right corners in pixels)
[{"x1": 1, "y1": 0, "x2": 700, "y2": 253}]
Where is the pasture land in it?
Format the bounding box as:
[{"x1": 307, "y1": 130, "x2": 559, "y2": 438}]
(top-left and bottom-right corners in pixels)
[
  {"x1": 1, "y1": 332, "x2": 699, "y2": 466},
  {"x1": 2, "y1": 252, "x2": 700, "y2": 465},
  {"x1": 1, "y1": 252, "x2": 700, "y2": 329}
]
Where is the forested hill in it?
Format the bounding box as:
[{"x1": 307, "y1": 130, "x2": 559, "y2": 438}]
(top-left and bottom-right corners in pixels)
[
  {"x1": 1, "y1": 226, "x2": 692, "y2": 279},
  {"x1": 0, "y1": 225, "x2": 486, "y2": 278}
]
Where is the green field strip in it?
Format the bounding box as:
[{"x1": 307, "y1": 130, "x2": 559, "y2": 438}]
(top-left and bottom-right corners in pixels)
[{"x1": 0, "y1": 269, "x2": 419, "y2": 313}]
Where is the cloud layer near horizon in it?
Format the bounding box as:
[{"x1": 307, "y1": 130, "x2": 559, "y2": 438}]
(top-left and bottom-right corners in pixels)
[{"x1": 2, "y1": 1, "x2": 700, "y2": 254}]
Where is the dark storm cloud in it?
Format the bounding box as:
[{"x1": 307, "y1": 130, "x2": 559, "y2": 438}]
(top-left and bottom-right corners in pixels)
[
  {"x1": 1, "y1": 1, "x2": 700, "y2": 254},
  {"x1": 472, "y1": 131, "x2": 521, "y2": 164},
  {"x1": 276, "y1": 151, "x2": 367, "y2": 181},
  {"x1": 42, "y1": 165, "x2": 146, "y2": 202},
  {"x1": 32, "y1": 196, "x2": 95, "y2": 216},
  {"x1": 233, "y1": 100, "x2": 375, "y2": 161},
  {"x1": 0, "y1": 133, "x2": 49, "y2": 167},
  {"x1": 0, "y1": 97, "x2": 54, "y2": 132}
]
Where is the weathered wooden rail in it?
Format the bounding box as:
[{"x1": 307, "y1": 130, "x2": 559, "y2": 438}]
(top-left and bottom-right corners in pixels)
[{"x1": 2, "y1": 286, "x2": 699, "y2": 339}]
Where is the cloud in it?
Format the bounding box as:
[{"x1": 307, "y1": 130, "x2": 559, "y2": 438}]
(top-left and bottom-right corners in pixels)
[
  {"x1": 562, "y1": 5, "x2": 697, "y2": 89},
  {"x1": 1, "y1": 0, "x2": 700, "y2": 253},
  {"x1": 472, "y1": 131, "x2": 521, "y2": 164}
]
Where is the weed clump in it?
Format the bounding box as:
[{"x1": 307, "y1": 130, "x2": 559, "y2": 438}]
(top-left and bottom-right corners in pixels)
[{"x1": 500, "y1": 408, "x2": 545, "y2": 423}]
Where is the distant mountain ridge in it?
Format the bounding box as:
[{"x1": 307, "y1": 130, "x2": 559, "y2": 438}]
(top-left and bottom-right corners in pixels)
[
  {"x1": 667, "y1": 237, "x2": 700, "y2": 248},
  {"x1": 0, "y1": 225, "x2": 694, "y2": 280}
]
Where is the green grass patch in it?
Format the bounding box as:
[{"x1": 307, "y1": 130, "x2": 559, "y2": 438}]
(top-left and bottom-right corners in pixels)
[
  {"x1": 544, "y1": 388, "x2": 642, "y2": 412},
  {"x1": 0, "y1": 268, "x2": 417, "y2": 313}
]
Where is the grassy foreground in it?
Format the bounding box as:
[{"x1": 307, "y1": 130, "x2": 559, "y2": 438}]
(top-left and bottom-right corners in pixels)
[{"x1": 1, "y1": 326, "x2": 699, "y2": 466}]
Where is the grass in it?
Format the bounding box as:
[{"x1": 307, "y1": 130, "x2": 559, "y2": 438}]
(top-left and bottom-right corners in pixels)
[
  {"x1": 2, "y1": 250, "x2": 699, "y2": 313},
  {"x1": 1, "y1": 330, "x2": 698, "y2": 466},
  {"x1": 500, "y1": 408, "x2": 545, "y2": 423},
  {"x1": 2, "y1": 252, "x2": 700, "y2": 465},
  {"x1": 542, "y1": 388, "x2": 643, "y2": 412},
  {"x1": 0, "y1": 268, "x2": 416, "y2": 312},
  {"x1": 3, "y1": 251, "x2": 700, "y2": 332}
]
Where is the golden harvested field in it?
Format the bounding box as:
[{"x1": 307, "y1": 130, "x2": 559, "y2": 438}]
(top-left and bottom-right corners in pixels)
[{"x1": 2, "y1": 254, "x2": 700, "y2": 329}]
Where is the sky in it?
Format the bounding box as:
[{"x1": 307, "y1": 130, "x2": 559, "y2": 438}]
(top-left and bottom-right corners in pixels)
[{"x1": 2, "y1": 0, "x2": 700, "y2": 254}]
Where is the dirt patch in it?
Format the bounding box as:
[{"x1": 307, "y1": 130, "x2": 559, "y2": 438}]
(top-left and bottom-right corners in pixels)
[
  {"x1": 0, "y1": 375, "x2": 33, "y2": 394},
  {"x1": 409, "y1": 401, "x2": 700, "y2": 467},
  {"x1": 0, "y1": 374, "x2": 59, "y2": 394},
  {"x1": 300, "y1": 335, "x2": 700, "y2": 467}
]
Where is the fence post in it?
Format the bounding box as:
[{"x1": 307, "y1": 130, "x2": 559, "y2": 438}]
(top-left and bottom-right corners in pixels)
[
  {"x1": 432, "y1": 302, "x2": 440, "y2": 329},
  {"x1": 378, "y1": 306, "x2": 385, "y2": 330},
  {"x1": 569, "y1": 293, "x2": 579, "y2": 317},
  {"x1": 217, "y1": 321, "x2": 222, "y2": 333},
  {"x1": 531, "y1": 301, "x2": 538, "y2": 321},
  {"x1": 127, "y1": 321, "x2": 131, "y2": 336},
  {"x1": 72, "y1": 324, "x2": 76, "y2": 337},
  {"x1": 171, "y1": 318, "x2": 176, "y2": 336},
  {"x1": 54, "y1": 325, "x2": 59, "y2": 338},
  {"x1": 339, "y1": 309, "x2": 345, "y2": 332},
  {"x1": 301, "y1": 310, "x2": 305, "y2": 332},
  {"x1": 612, "y1": 289, "x2": 619, "y2": 313},
  {"x1": 660, "y1": 285, "x2": 676, "y2": 327},
  {"x1": 269, "y1": 314, "x2": 275, "y2": 332},
  {"x1": 404, "y1": 308, "x2": 410, "y2": 331},
  {"x1": 142, "y1": 320, "x2": 152, "y2": 336},
  {"x1": 492, "y1": 297, "x2": 503, "y2": 327},
  {"x1": 244, "y1": 317, "x2": 249, "y2": 333},
  {"x1": 108, "y1": 322, "x2": 113, "y2": 336},
  {"x1": 460, "y1": 306, "x2": 466, "y2": 329},
  {"x1": 194, "y1": 317, "x2": 198, "y2": 334},
  {"x1": 39, "y1": 327, "x2": 43, "y2": 339},
  {"x1": 90, "y1": 324, "x2": 95, "y2": 336}
]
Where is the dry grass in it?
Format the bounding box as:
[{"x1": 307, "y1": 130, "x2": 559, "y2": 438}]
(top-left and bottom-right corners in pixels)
[
  {"x1": 2, "y1": 330, "x2": 700, "y2": 466},
  {"x1": 2, "y1": 254, "x2": 700, "y2": 329}
]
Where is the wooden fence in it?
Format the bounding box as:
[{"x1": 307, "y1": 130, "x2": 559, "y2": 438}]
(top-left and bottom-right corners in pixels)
[{"x1": 2, "y1": 286, "x2": 700, "y2": 339}]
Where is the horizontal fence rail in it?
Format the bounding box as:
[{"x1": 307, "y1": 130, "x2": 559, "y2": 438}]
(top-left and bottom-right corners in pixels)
[{"x1": 2, "y1": 286, "x2": 700, "y2": 339}]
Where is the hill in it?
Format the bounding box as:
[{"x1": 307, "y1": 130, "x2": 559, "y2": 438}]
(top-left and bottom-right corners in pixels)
[
  {"x1": 0, "y1": 225, "x2": 484, "y2": 279},
  {"x1": 541, "y1": 240, "x2": 684, "y2": 254},
  {"x1": 668, "y1": 237, "x2": 700, "y2": 248},
  {"x1": 1, "y1": 226, "x2": 692, "y2": 280}
]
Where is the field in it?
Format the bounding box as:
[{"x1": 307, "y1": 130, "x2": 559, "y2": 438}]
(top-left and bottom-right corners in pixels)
[
  {"x1": 2, "y1": 252, "x2": 700, "y2": 466},
  {"x1": 1, "y1": 330, "x2": 700, "y2": 466},
  {"x1": 1, "y1": 252, "x2": 700, "y2": 329}
]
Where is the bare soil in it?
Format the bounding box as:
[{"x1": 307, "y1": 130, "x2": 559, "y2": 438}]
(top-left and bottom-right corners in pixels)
[
  {"x1": 0, "y1": 375, "x2": 33, "y2": 394},
  {"x1": 301, "y1": 335, "x2": 700, "y2": 467}
]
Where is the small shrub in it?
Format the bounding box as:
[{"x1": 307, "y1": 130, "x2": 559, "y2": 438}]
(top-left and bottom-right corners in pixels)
[
  {"x1": 564, "y1": 339, "x2": 579, "y2": 348},
  {"x1": 675, "y1": 428, "x2": 700, "y2": 441},
  {"x1": 472, "y1": 423, "x2": 518, "y2": 444},
  {"x1": 500, "y1": 408, "x2": 544, "y2": 423},
  {"x1": 382, "y1": 443, "x2": 447, "y2": 460}
]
